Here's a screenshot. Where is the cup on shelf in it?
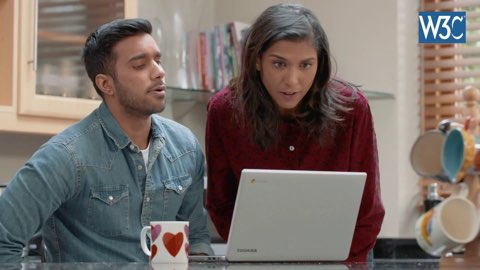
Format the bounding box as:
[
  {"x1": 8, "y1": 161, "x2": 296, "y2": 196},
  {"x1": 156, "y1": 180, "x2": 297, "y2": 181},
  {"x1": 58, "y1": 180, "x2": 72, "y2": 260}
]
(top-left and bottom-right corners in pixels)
[
  {"x1": 410, "y1": 130, "x2": 450, "y2": 182},
  {"x1": 140, "y1": 221, "x2": 189, "y2": 264},
  {"x1": 442, "y1": 128, "x2": 477, "y2": 183},
  {"x1": 415, "y1": 195, "x2": 479, "y2": 256}
]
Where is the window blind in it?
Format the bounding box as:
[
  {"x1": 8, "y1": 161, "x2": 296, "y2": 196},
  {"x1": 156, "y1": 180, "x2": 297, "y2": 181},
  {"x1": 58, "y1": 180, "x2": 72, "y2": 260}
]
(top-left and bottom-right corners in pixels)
[{"x1": 420, "y1": 0, "x2": 480, "y2": 131}]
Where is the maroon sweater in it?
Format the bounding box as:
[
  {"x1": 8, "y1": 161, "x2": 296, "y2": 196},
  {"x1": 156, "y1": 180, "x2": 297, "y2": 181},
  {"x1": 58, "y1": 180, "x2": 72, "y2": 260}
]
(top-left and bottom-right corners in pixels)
[{"x1": 205, "y1": 86, "x2": 385, "y2": 262}]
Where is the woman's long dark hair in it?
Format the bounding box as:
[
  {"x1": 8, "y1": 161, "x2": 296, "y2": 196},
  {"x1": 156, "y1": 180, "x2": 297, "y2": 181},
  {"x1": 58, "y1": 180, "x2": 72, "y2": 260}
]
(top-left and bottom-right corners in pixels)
[{"x1": 230, "y1": 3, "x2": 354, "y2": 149}]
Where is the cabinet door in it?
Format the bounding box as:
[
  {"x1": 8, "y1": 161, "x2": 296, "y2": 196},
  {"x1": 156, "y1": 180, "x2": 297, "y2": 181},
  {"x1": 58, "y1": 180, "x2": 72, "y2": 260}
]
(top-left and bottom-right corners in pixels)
[
  {"x1": 17, "y1": 0, "x2": 138, "y2": 120},
  {"x1": 0, "y1": 0, "x2": 15, "y2": 109}
]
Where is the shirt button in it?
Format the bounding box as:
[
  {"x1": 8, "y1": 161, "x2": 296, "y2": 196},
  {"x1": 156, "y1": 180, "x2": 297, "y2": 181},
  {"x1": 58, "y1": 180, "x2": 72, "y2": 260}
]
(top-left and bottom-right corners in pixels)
[
  {"x1": 289, "y1": 145, "x2": 295, "y2": 152},
  {"x1": 178, "y1": 186, "x2": 183, "y2": 191},
  {"x1": 108, "y1": 195, "x2": 114, "y2": 201},
  {"x1": 146, "y1": 197, "x2": 150, "y2": 202},
  {"x1": 129, "y1": 144, "x2": 135, "y2": 150},
  {"x1": 137, "y1": 165, "x2": 143, "y2": 170}
]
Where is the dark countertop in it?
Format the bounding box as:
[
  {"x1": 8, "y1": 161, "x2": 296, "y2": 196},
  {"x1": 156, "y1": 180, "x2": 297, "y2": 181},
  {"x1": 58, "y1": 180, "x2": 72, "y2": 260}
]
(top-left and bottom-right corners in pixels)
[{"x1": 0, "y1": 259, "x2": 474, "y2": 270}]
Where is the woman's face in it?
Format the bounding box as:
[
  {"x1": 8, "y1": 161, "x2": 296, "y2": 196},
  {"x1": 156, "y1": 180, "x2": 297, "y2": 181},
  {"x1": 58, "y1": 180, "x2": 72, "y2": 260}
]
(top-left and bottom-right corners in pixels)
[{"x1": 257, "y1": 39, "x2": 318, "y2": 115}]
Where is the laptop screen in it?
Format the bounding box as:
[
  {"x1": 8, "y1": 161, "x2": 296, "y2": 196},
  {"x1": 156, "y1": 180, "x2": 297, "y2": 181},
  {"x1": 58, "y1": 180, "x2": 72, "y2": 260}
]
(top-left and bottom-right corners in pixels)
[{"x1": 225, "y1": 169, "x2": 366, "y2": 262}]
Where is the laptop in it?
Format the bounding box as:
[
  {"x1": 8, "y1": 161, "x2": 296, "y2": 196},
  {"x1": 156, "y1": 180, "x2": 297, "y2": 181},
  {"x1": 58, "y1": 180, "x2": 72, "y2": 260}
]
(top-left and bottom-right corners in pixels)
[
  {"x1": 191, "y1": 169, "x2": 366, "y2": 262},
  {"x1": 188, "y1": 264, "x2": 348, "y2": 270}
]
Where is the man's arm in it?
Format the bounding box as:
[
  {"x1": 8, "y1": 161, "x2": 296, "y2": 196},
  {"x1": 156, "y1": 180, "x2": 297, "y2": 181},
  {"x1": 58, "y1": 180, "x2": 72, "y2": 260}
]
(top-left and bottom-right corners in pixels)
[
  {"x1": 0, "y1": 143, "x2": 75, "y2": 262},
  {"x1": 176, "y1": 139, "x2": 214, "y2": 256}
]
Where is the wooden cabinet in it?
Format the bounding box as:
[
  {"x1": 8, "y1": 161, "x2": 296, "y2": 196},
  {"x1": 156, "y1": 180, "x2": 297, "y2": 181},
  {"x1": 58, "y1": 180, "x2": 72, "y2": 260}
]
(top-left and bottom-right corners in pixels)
[{"x1": 0, "y1": 0, "x2": 137, "y2": 135}]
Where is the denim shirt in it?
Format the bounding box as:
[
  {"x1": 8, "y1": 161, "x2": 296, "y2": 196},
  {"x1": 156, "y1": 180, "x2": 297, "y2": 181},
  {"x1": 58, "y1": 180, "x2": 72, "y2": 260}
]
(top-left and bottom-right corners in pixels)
[{"x1": 0, "y1": 102, "x2": 213, "y2": 262}]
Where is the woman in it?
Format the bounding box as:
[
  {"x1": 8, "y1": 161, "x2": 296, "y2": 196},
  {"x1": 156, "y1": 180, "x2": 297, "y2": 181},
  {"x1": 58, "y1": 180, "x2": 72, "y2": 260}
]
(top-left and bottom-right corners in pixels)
[{"x1": 205, "y1": 3, "x2": 384, "y2": 262}]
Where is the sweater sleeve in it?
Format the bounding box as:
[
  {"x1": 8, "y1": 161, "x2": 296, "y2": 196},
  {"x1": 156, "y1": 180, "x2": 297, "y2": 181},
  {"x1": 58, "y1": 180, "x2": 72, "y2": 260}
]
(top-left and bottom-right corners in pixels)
[
  {"x1": 205, "y1": 91, "x2": 238, "y2": 241},
  {"x1": 346, "y1": 91, "x2": 385, "y2": 262}
]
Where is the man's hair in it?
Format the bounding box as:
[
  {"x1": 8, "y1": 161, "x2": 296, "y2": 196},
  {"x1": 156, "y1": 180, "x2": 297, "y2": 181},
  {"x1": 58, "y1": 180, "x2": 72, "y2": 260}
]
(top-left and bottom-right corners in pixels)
[
  {"x1": 82, "y1": 18, "x2": 152, "y2": 98},
  {"x1": 230, "y1": 4, "x2": 354, "y2": 149}
]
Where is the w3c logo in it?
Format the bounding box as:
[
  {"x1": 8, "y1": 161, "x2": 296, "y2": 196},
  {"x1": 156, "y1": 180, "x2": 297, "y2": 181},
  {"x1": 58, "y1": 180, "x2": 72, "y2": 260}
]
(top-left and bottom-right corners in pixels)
[{"x1": 418, "y1": 12, "x2": 466, "y2": 44}]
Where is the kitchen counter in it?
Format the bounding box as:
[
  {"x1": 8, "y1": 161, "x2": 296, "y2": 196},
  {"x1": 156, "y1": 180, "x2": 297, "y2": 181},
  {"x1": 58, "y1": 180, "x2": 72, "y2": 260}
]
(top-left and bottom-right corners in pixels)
[{"x1": 1, "y1": 259, "x2": 476, "y2": 270}]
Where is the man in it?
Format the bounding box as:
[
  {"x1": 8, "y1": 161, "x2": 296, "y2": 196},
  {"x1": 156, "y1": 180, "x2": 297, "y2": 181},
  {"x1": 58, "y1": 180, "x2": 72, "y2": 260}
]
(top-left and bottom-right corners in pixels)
[{"x1": 0, "y1": 18, "x2": 213, "y2": 262}]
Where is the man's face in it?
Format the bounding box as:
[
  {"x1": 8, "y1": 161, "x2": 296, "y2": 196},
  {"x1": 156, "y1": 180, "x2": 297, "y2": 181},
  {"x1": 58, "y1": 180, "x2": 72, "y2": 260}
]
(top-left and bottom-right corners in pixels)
[{"x1": 110, "y1": 33, "x2": 166, "y2": 117}]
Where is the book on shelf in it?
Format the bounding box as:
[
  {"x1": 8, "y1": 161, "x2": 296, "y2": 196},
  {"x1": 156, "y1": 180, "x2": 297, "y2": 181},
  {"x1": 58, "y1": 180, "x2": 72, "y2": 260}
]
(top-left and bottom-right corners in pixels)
[
  {"x1": 199, "y1": 31, "x2": 209, "y2": 90},
  {"x1": 229, "y1": 21, "x2": 250, "y2": 75},
  {"x1": 182, "y1": 21, "x2": 250, "y2": 92},
  {"x1": 213, "y1": 25, "x2": 225, "y2": 91},
  {"x1": 220, "y1": 24, "x2": 233, "y2": 88},
  {"x1": 185, "y1": 30, "x2": 199, "y2": 90}
]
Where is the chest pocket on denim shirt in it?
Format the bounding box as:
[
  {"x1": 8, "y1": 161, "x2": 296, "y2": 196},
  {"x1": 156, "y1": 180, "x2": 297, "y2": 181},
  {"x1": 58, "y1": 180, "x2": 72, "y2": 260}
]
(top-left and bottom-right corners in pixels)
[
  {"x1": 164, "y1": 175, "x2": 192, "y2": 195},
  {"x1": 87, "y1": 185, "x2": 129, "y2": 236}
]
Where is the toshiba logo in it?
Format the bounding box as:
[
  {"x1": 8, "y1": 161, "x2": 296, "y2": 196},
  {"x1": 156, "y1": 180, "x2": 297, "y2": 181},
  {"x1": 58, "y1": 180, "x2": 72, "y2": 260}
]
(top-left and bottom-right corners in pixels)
[{"x1": 237, "y1": 248, "x2": 258, "y2": 253}]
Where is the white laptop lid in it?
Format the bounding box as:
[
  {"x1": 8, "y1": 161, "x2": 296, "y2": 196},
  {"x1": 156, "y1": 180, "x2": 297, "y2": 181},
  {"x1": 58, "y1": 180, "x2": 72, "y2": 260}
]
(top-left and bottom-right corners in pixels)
[{"x1": 225, "y1": 169, "x2": 366, "y2": 262}]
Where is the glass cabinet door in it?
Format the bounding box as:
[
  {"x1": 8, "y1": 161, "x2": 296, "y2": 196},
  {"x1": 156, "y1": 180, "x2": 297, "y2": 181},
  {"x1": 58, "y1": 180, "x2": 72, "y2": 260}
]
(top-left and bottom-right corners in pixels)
[
  {"x1": 36, "y1": 0, "x2": 126, "y2": 100},
  {"x1": 17, "y1": 0, "x2": 137, "y2": 120}
]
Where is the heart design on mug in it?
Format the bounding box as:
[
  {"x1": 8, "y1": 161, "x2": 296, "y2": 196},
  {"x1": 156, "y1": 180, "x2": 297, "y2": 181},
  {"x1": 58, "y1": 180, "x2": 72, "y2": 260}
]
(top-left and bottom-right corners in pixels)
[
  {"x1": 151, "y1": 244, "x2": 158, "y2": 259},
  {"x1": 184, "y1": 224, "x2": 189, "y2": 239},
  {"x1": 151, "y1": 224, "x2": 162, "y2": 242},
  {"x1": 163, "y1": 232, "x2": 184, "y2": 257}
]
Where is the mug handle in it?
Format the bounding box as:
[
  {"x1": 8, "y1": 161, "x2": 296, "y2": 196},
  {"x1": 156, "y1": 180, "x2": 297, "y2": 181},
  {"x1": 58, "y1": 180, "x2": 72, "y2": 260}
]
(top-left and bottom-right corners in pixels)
[{"x1": 140, "y1": 226, "x2": 151, "y2": 256}]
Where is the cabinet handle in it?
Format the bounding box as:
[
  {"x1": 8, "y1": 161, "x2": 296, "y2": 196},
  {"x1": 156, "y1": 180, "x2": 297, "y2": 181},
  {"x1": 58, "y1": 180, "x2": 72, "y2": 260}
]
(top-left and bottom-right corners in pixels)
[{"x1": 32, "y1": 0, "x2": 38, "y2": 71}]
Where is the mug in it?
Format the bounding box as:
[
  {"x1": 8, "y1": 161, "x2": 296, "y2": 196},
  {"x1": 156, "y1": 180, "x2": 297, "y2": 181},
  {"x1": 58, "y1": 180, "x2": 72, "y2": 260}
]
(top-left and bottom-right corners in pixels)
[
  {"x1": 140, "y1": 221, "x2": 189, "y2": 264},
  {"x1": 415, "y1": 196, "x2": 479, "y2": 256},
  {"x1": 150, "y1": 263, "x2": 189, "y2": 270},
  {"x1": 410, "y1": 130, "x2": 450, "y2": 182},
  {"x1": 442, "y1": 128, "x2": 476, "y2": 182}
]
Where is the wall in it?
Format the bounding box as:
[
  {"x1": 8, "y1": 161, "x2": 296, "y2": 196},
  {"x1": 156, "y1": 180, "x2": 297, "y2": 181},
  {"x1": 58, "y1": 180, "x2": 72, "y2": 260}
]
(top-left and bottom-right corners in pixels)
[
  {"x1": 395, "y1": 0, "x2": 421, "y2": 238},
  {"x1": 0, "y1": 132, "x2": 51, "y2": 184},
  {"x1": 0, "y1": 0, "x2": 421, "y2": 239}
]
